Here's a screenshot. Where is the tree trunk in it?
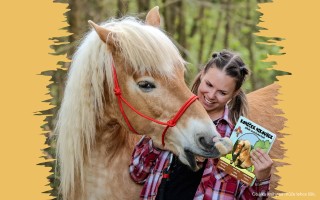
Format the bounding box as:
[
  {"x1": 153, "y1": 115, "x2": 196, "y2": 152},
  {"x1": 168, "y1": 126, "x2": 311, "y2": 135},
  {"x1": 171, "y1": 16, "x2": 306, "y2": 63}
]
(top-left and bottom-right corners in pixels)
[
  {"x1": 197, "y1": 6, "x2": 206, "y2": 64},
  {"x1": 162, "y1": 0, "x2": 176, "y2": 35},
  {"x1": 117, "y1": 0, "x2": 129, "y2": 17},
  {"x1": 68, "y1": 0, "x2": 89, "y2": 54},
  {"x1": 177, "y1": 0, "x2": 187, "y2": 58},
  {"x1": 207, "y1": 6, "x2": 223, "y2": 59},
  {"x1": 189, "y1": 5, "x2": 204, "y2": 38},
  {"x1": 223, "y1": 0, "x2": 232, "y2": 49},
  {"x1": 137, "y1": 0, "x2": 150, "y2": 12},
  {"x1": 246, "y1": 0, "x2": 256, "y2": 90}
]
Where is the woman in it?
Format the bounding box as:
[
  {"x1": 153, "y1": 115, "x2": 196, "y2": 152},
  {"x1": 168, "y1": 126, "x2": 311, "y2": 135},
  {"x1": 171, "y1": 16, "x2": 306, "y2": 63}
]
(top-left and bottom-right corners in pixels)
[{"x1": 129, "y1": 50, "x2": 273, "y2": 200}]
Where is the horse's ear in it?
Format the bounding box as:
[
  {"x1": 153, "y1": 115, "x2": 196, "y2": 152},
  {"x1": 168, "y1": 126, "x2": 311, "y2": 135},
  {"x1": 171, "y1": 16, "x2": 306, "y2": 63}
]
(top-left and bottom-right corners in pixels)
[
  {"x1": 88, "y1": 20, "x2": 109, "y2": 43},
  {"x1": 146, "y1": 6, "x2": 160, "y2": 27}
]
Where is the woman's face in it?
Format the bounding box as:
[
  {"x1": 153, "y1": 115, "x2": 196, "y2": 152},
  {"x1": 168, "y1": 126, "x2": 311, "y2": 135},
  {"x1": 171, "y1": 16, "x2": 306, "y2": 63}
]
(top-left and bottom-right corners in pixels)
[{"x1": 197, "y1": 67, "x2": 238, "y2": 117}]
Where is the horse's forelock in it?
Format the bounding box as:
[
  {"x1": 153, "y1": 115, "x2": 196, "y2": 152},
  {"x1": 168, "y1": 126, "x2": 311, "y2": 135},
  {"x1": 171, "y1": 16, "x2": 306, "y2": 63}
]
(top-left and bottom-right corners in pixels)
[{"x1": 103, "y1": 17, "x2": 186, "y2": 78}]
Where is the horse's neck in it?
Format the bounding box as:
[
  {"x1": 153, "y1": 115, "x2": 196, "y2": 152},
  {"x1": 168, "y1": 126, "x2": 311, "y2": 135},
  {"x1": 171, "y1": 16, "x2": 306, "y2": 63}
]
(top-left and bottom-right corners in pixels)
[
  {"x1": 82, "y1": 122, "x2": 142, "y2": 200},
  {"x1": 96, "y1": 122, "x2": 130, "y2": 156},
  {"x1": 93, "y1": 118, "x2": 142, "y2": 167}
]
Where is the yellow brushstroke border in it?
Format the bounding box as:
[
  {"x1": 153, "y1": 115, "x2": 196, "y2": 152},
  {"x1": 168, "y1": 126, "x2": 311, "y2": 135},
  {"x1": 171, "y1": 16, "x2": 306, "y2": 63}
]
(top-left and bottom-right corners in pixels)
[
  {"x1": 258, "y1": 0, "x2": 320, "y2": 199},
  {"x1": 0, "y1": 1, "x2": 68, "y2": 199},
  {"x1": 1, "y1": 0, "x2": 320, "y2": 199}
]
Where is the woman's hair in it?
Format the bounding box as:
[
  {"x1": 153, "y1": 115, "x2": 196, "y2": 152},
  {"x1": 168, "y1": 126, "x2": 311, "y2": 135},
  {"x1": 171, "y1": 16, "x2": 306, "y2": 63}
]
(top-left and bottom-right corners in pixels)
[{"x1": 191, "y1": 49, "x2": 250, "y2": 125}]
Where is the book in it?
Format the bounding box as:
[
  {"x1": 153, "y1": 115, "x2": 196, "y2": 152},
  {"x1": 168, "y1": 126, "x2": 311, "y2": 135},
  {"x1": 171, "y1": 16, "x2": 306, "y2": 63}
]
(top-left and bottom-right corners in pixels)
[{"x1": 217, "y1": 116, "x2": 276, "y2": 186}]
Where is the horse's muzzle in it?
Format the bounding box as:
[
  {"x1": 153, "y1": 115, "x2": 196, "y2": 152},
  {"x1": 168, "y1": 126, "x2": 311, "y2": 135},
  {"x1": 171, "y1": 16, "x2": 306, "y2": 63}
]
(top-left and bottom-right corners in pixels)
[{"x1": 198, "y1": 136, "x2": 232, "y2": 156}]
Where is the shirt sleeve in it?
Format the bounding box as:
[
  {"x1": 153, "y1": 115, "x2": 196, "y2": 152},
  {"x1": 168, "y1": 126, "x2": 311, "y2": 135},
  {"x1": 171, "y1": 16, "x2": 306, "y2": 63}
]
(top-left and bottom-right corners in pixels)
[
  {"x1": 237, "y1": 177, "x2": 271, "y2": 200},
  {"x1": 129, "y1": 135, "x2": 162, "y2": 184}
]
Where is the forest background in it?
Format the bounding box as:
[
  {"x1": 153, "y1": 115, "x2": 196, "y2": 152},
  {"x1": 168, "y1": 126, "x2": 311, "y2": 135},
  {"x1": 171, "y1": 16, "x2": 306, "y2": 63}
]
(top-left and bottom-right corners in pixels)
[{"x1": 43, "y1": 0, "x2": 285, "y2": 198}]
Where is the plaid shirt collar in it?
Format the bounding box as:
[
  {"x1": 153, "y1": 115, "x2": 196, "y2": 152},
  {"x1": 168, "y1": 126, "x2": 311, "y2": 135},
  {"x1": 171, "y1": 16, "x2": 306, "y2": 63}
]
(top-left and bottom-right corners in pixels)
[
  {"x1": 214, "y1": 105, "x2": 234, "y2": 138},
  {"x1": 216, "y1": 105, "x2": 233, "y2": 126}
]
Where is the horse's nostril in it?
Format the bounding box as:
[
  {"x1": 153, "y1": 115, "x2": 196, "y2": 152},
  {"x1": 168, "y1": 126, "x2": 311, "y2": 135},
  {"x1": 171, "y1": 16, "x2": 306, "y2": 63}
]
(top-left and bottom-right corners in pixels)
[
  {"x1": 199, "y1": 137, "x2": 205, "y2": 146},
  {"x1": 199, "y1": 136, "x2": 214, "y2": 150}
]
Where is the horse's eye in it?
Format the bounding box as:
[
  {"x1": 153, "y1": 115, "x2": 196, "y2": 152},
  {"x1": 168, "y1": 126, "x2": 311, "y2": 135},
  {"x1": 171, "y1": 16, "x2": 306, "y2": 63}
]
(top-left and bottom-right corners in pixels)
[{"x1": 137, "y1": 81, "x2": 156, "y2": 92}]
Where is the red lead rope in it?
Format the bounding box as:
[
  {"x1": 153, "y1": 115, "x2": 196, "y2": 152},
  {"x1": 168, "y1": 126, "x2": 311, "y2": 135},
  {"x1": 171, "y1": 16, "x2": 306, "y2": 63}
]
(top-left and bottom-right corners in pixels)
[{"x1": 112, "y1": 62, "x2": 198, "y2": 146}]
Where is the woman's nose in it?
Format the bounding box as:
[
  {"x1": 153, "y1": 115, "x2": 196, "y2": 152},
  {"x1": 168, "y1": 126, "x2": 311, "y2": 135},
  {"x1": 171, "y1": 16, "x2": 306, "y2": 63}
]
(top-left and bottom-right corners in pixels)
[{"x1": 207, "y1": 90, "x2": 216, "y2": 99}]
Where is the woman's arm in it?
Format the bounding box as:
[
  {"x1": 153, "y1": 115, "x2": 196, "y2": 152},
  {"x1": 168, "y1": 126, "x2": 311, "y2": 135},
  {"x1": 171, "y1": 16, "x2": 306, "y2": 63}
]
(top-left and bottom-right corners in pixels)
[
  {"x1": 129, "y1": 136, "x2": 162, "y2": 184},
  {"x1": 238, "y1": 177, "x2": 270, "y2": 199}
]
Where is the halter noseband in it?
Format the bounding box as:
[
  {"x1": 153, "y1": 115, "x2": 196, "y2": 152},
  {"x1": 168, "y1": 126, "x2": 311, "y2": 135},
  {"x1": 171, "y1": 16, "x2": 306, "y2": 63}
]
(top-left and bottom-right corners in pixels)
[{"x1": 112, "y1": 62, "x2": 198, "y2": 146}]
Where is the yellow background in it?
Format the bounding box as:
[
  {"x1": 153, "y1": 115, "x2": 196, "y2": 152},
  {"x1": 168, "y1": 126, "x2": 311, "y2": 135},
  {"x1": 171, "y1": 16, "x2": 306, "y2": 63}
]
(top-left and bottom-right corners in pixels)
[{"x1": 0, "y1": 0, "x2": 319, "y2": 199}]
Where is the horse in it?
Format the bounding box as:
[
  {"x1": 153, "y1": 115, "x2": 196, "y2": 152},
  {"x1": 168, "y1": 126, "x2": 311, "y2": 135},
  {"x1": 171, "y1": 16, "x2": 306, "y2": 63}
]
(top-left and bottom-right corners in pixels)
[
  {"x1": 232, "y1": 140, "x2": 245, "y2": 162},
  {"x1": 231, "y1": 140, "x2": 253, "y2": 169},
  {"x1": 55, "y1": 7, "x2": 233, "y2": 200},
  {"x1": 247, "y1": 83, "x2": 286, "y2": 195}
]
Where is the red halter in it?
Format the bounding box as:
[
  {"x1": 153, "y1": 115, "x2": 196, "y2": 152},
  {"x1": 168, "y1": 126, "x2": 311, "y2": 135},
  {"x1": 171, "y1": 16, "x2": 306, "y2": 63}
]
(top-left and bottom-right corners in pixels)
[{"x1": 112, "y1": 62, "x2": 198, "y2": 146}]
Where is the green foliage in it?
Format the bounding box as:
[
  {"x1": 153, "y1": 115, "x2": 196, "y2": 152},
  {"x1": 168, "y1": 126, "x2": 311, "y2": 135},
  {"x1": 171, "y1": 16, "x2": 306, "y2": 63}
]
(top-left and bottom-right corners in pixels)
[
  {"x1": 253, "y1": 140, "x2": 271, "y2": 152},
  {"x1": 180, "y1": 0, "x2": 286, "y2": 91},
  {"x1": 225, "y1": 153, "x2": 232, "y2": 161},
  {"x1": 247, "y1": 165, "x2": 254, "y2": 172}
]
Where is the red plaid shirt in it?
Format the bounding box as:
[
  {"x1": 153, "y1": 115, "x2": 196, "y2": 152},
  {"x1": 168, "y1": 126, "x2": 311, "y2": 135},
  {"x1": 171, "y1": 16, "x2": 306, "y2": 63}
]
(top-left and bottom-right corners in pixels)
[{"x1": 129, "y1": 107, "x2": 270, "y2": 200}]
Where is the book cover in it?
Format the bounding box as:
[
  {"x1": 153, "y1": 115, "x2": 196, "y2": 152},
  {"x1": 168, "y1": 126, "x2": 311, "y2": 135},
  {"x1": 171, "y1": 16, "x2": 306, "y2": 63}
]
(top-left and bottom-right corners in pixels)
[{"x1": 217, "y1": 116, "x2": 276, "y2": 186}]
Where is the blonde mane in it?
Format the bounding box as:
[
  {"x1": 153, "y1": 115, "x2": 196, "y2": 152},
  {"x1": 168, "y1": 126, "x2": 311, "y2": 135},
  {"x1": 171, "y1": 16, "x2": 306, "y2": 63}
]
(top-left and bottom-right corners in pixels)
[{"x1": 56, "y1": 17, "x2": 186, "y2": 198}]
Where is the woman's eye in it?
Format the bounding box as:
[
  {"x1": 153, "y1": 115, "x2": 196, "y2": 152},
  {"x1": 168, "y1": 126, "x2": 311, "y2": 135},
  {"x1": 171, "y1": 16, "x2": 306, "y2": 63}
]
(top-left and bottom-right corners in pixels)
[
  {"x1": 137, "y1": 81, "x2": 156, "y2": 92},
  {"x1": 219, "y1": 91, "x2": 227, "y2": 96},
  {"x1": 206, "y1": 81, "x2": 212, "y2": 87}
]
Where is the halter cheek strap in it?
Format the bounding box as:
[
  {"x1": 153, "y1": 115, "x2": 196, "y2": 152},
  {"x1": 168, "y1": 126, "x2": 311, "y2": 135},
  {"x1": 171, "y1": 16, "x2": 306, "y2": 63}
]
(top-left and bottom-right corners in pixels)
[{"x1": 112, "y1": 62, "x2": 198, "y2": 146}]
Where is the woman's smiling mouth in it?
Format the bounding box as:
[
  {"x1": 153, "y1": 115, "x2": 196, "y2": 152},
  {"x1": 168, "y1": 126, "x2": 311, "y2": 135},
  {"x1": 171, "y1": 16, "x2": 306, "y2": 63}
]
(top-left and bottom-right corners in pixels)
[{"x1": 204, "y1": 96, "x2": 215, "y2": 104}]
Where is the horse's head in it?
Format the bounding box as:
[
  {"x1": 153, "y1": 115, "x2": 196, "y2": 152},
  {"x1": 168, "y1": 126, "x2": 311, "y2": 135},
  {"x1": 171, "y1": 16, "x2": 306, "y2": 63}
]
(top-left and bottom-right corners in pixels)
[
  {"x1": 237, "y1": 140, "x2": 252, "y2": 169},
  {"x1": 242, "y1": 140, "x2": 251, "y2": 151},
  {"x1": 234, "y1": 140, "x2": 245, "y2": 154},
  {"x1": 87, "y1": 7, "x2": 232, "y2": 171}
]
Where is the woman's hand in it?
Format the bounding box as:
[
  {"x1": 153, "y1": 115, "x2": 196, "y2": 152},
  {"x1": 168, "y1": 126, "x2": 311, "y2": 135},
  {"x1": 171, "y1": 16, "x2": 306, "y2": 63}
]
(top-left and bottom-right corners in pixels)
[{"x1": 251, "y1": 148, "x2": 273, "y2": 180}]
